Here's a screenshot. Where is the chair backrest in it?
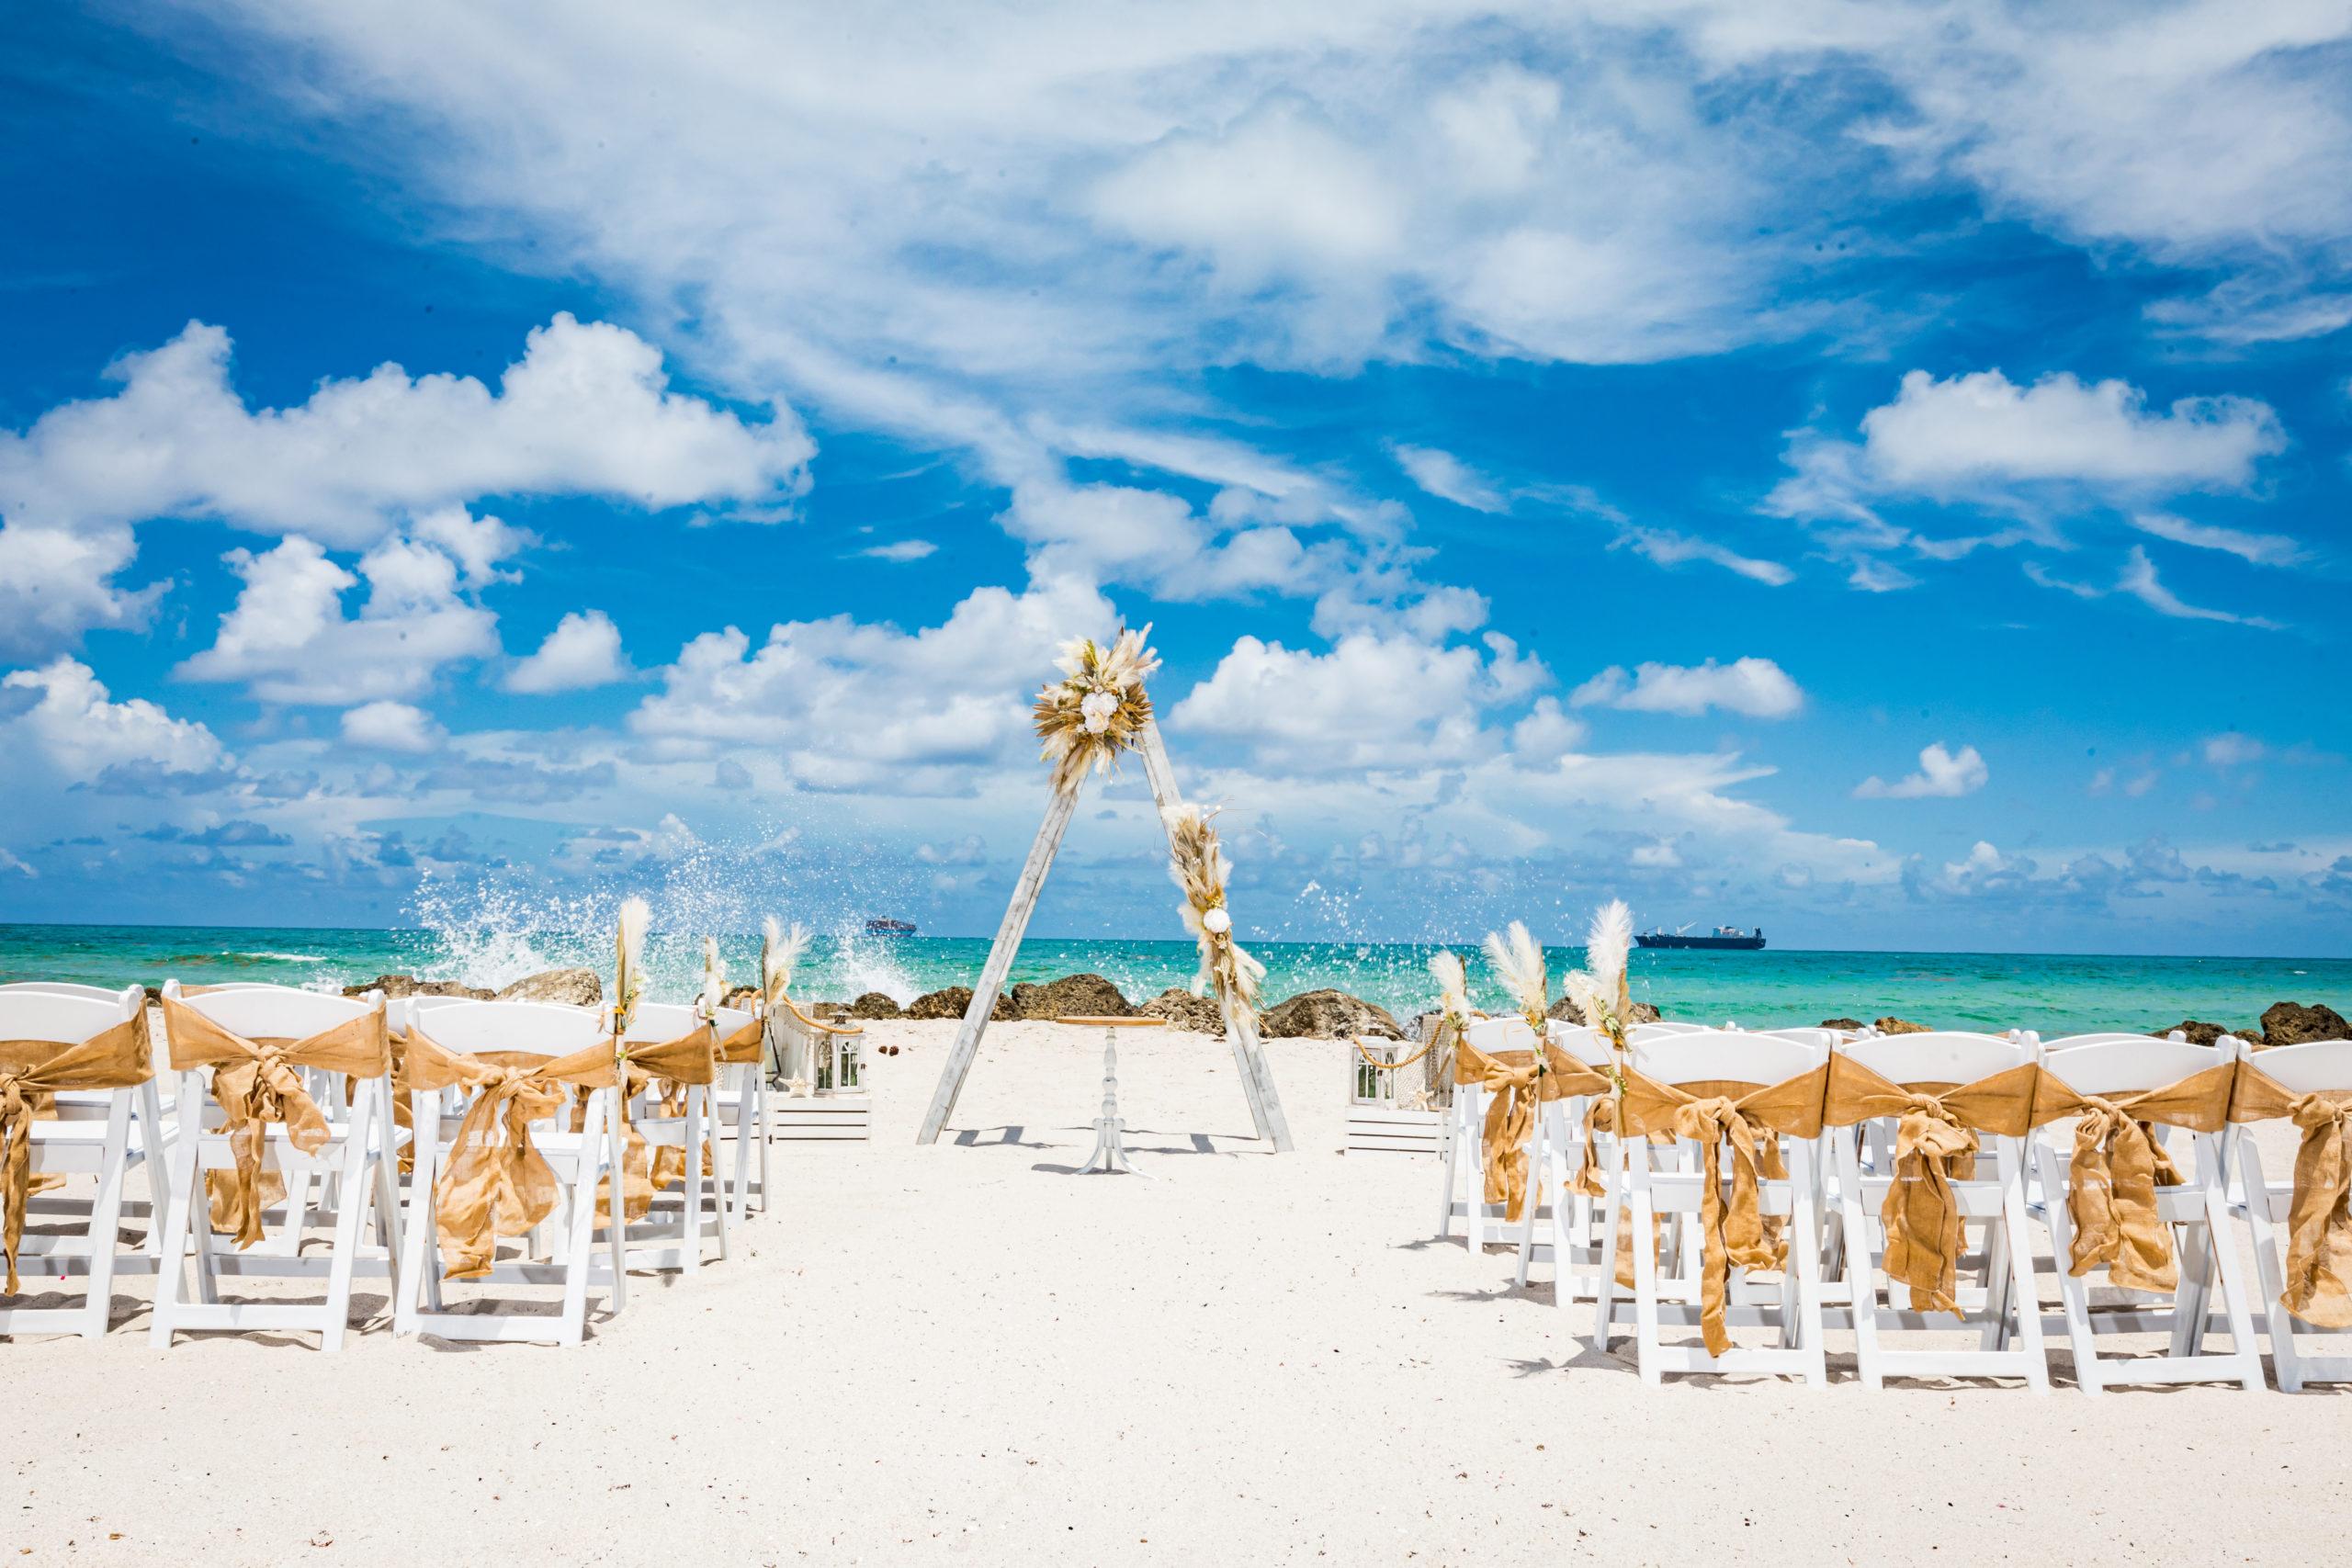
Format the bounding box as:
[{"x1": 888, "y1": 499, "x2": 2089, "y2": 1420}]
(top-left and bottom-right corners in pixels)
[
  {"x1": 1629, "y1": 1021, "x2": 1706, "y2": 1040},
  {"x1": 2035, "y1": 1038, "x2": 2228, "y2": 1098},
  {"x1": 1463, "y1": 1015, "x2": 1539, "y2": 1054},
  {"x1": 1839, "y1": 1030, "x2": 2029, "y2": 1087},
  {"x1": 1631, "y1": 1028, "x2": 1826, "y2": 1088},
  {"x1": 2240, "y1": 1038, "x2": 2352, "y2": 1095},
  {"x1": 1544, "y1": 1021, "x2": 1611, "y2": 1067},
  {"x1": 0, "y1": 980, "x2": 130, "y2": 1004},
  {"x1": 0, "y1": 985, "x2": 141, "y2": 1044},
  {"x1": 2043, "y1": 1032, "x2": 2170, "y2": 1050},
  {"x1": 162, "y1": 979, "x2": 381, "y2": 1046},
  {"x1": 1748, "y1": 1026, "x2": 1839, "y2": 1050},
  {"x1": 711, "y1": 1004, "x2": 756, "y2": 1036},
  {"x1": 623, "y1": 1001, "x2": 707, "y2": 1043},
  {"x1": 410, "y1": 999, "x2": 605, "y2": 1057}
]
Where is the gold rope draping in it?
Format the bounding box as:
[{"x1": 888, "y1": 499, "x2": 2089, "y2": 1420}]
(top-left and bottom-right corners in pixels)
[
  {"x1": 161, "y1": 995, "x2": 390, "y2": 1248},
  {"x1": 2231, "y1": 1063, "x2": 2352, "y2": 1327},
  {"x1": 0, "y1": 1017, "x2": 153, "y2": 1293},
  {"x1": 1618, "y1": 1065, "x2": 1829, "y2": 1357},
  {"x1": 2032, "y1": 1061, "x2": 2234, "y2": 1293},
  {"x1": 1822, "y1": 1056, "x2": 2042, "y2": 1313},
  {"x1": 1452, "y1": 1040, "x2": 1611, "y2": 1224},
  {"x1": 401, "y1": 1023, "x2": 713, "y2": 1277}
]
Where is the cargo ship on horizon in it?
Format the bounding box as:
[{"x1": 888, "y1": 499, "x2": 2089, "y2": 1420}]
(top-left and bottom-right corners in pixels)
[{"x1": 1634, "y1": 924, "x2": 1766, "y2": 952}]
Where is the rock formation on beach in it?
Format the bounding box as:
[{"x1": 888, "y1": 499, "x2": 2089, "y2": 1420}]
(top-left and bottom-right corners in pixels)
[
  {"x1": 341, "y1": 974, "x2": 493, "y2": 1000},
  {"x1": 1819, "y1": 1017, "x2": 1864, "y2": 1032},
  {"x1": 1010, "y1": 973, "x2": 1134, "y2": 1019},
  {"x1": 905, "y1": 986, "x2": 1018, "y2": 1021},
  {"x1": 1872, "y1": 1016, "x2": 1930, "y2": 1034},
  {"x1": 493, "y1": 967, "x2": 604, "y2": 1007},
  {"x1": 1260, "y1": 988, "x2": 1404, "y2": 1040},
  {"x1": 849, "y1": 991, "x2": 903, "y2": 1019},
  {"x1": 2155, "y1": 1019, "x2": 2238, "y2": 1045},
  {"x1": 1548, "y1": 997, "x2": 1662, "y2": 1026},
  {"x1": 2262, "y1": 1000, "x2": 2349, "y2": 1047},
  {"x1": 1139, "y1": 987, "x2": 1225, "y2": 1033}
]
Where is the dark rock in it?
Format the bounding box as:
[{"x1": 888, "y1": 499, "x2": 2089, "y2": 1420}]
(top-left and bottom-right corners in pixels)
[
  {"x1": 1140, "y1": 987, "x2": 1226, "y2": 1034},
  {"x1": 1260, "y1": 988, "x2": 1404, "y2": 1040},
  {"x1": 1629, "y1": 1002, "x2": 1661, "y2": 1024},
  {"x1": 848, "y1": 990, "x2": 903, "y2": 1020},
  {"x1": 2154, "y1": 1019, "x2": 2240, "y2": 1046},
  {"x1": 904, "y1": 986, "x2": 1017, "y2": 1021},
  {"x1": 494, "y1": 967, "x2": 603, "y2": 1007},
  {"x1": 1009, "y1": 973, "x2": 1133, "y2": 1019},
  {"x1": 343, "y1": 972, "x2": 495, "y2": 1000},
  {"x1": 1873, "y1": 1016, "x2": 1930, "y2": 1035},
  {"x1": 2263, "y1": 1000, "x2": 2351, "y2": 1048},
  {"x1": 1548, "y1": 998, "x2": 1661, "y2": 1025},
  {"x1": 1819, "y1": 1018, "x2": 1865, "y2": 1032},
  {"x1": 810, "y1": 1000, "x2": 850, "y2": 1020}
]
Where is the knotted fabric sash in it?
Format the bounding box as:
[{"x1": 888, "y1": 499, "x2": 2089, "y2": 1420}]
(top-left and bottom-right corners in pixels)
[
  {"x1": 404, "y1": 1025, "x2": 714, "y2": 1277},
  {"x1": 2033, "y1": 1061, "x2": 2235, "y2": 1293},
  {"x1": 2231, "y1": 1063, "x2": 2352, "y2": 1327},
  {"x1": 717, "y1": 1015, "x2": 765, "y2": 1066},
  {"x1": 1821, "y1": 1056, "x2": 2041, "y2": 1313},
  {"x1": 1453, "y1": 1040, "x2": 1611, "y2": 1224},
  {"x1": 162, "y1": 996, "x2": 390, "y2": 1248},
  {"x1": 1618, "y1": 1065, "x2": 1828, "y2": 1357},
  {"x1": 0, "y1": 1016, "x2": 153, "y2": 1293}
]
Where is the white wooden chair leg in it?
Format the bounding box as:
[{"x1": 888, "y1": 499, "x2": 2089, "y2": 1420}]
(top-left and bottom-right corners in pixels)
[
  {"x1": 754, "y1": 1070, "x2": 772, "y2": 1214},
  {"x1": 316, "y1": 1109, "x2": 375, "y2": 1352},
  {"x1": 604, "y1": 1092, "x2": 629, "y2": 1311},
  {"x1": 1790, "y1": 1140, "x2": 1829, "y2": 1388},
  {"x1": 148, "y1": 1122, "x2": 200, "y2": 1348},
  {"x1": 394, "y1": 1107, "x2": 438, "y2": 1336},
  {"x1": 1629, "y1": 1158, "x2": 1663, "y2": 1387},
  {"x1": 2199, "y1": 1174, "x2": 2267, "y2": 1392},
  {"x1": 2036, "y1": 1138, "x2": 2102, "y2": 1395},
  {"x1": 1999, "y1": 1143, "x2": 2050, "y2": 1392},
  {"x1": 137, "y1": 1078, "x2": 169, "y2": 1260},
  {"x1": 2238, "y1": 1137, "x2": 2303, "y2": 1393},
  {"x1": 1837, "y1": 1134, "x2": 1883, "y2": 1390},
  {"x1": 76, "y1": 1095, "x2": 135, "y2": 1338},
  {"x1": 1591, "y1": 1135, "x2": 1624, "y2": 1355}
]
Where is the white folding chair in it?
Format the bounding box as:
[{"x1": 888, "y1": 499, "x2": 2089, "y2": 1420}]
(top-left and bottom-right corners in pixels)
[
  {"x1": 150, "y1": 982, "x2": 402, "y2": 1351},
  {"x1": 0, "y1": 985, "x2": 167, "y2": 1339},
  {"x1": 1435, "y1": 1016, "x2": 1538, "y2": 1251},
  {"x1": 1514, "y1": 1021, "x2": 1618, "y2": 1310},
  {"x1": 2042, "y1": 1032, "x2": 2175, "y2": 1050},
  {"x1": 1594, "y1": 1030, "x2": 1830, "y2": 1385},
  {"x1": 710, "y1": 1004, "x2": 770, "y2": 1223},
  {"x1": 2031, "y1": 1038, "x2": 2264, "y2": 1393},
  {"x1": 2218, "y1": 1035, "x2": 2352, "y2": 1392},
  {"x1": 393, "y1": 998, "x2": 628, "y2": 1346},
  {"x1": 1824, "y1": 1032, "x2": 2050, "y2": 1390},
  {"x1": 617, "y1": 1001, "x2": 728, "y2": 1272}
]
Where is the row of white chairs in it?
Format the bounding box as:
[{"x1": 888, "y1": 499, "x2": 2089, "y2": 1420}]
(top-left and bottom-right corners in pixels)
[
  {"x1": 0, "y1": 979, "x2": 786, "y2": 1348},
  {"x1": 1437, "y1": 1017, "x2": 2349, "y2": 1393}
]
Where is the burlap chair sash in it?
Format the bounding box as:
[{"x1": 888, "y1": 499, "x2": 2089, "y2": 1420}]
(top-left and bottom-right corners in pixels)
[
  {"x1": 1453, "y1": 1041, "x2": 1612, "y2": 1225},
  {"x1": 161, "y1": 995, "x2": 390, "y2": 1249},
  {"x1": 1618, "y1": 1064, "x2": 1828, "y2": 1356},
  {"x1": 1822, "y1": 1056, "x2": 2042, "y2": 1313},
  {"x1": 2230, "y1": 1063, "x2": 2352, "y2": 1327},
  {"x1": 0, "y1": 1016, "x2": 153, "y2": 1292},
  {"x1": 2033, "y1": 1060, "x2": 2236, "y2": 1294},
  {"x1": 716, "y1": 1015, "x2": 765, "y2": 1066}
]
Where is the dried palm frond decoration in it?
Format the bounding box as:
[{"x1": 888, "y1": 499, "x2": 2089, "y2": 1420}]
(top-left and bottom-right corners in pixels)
[
  {"x1": 612, "y1": 896, "x2": 650, "y2": 1037},
  {"x1": 697, "y1": 934, "x2": 726, "y2": 1021},
  {"x1": 1429, "y1": 948, "x2": 1475, "y2": 1034},
  {"x1": 1164, "y1": 802, "x2": 1265, "y2": 1021},
  {"x1": 760, "y1": 914, "x2": 808, "y2": 1008},
  {"x1": 1564, "y1": 898, "x2": 1637, "y2": 1079},
  {"x1": 1034, "y1": 626, "x2": 1159, "y2": 795},
  {"x1": 1481, "y1": 920, "x2": 1554, "y2": 1048}
]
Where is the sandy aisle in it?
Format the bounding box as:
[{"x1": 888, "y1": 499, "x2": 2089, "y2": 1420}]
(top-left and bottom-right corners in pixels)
[{"x1": 7, "y1": 1018, "x2": 2347, "y2": 1565}]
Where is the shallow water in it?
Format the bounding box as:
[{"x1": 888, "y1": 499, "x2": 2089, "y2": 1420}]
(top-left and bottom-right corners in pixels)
[{"x1": 2, "y1": 920, "x2": 2341, "y2": 1036}]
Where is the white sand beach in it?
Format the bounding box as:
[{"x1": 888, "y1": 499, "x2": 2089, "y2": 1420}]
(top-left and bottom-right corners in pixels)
[{"x1": 8, "y1": 1018, "x2": 2347, "y2": 1566}]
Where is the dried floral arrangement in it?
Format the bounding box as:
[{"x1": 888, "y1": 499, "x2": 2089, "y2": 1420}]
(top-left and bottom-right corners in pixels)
[
  {"x1": 1033, "y1": 626, "x2": 1159, "y2": 795},
  {"x1": 1164, "y1": 803, "x2": 1265, "y2": 1021}
]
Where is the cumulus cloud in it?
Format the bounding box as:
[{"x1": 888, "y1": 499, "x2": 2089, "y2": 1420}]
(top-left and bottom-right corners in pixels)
[
  {"x1": 341, "y1": 701, "x2": 445, "y2": 754},
  {"x1": 1854, "y1": 742, "x2": 1989, "y2": 801},
  {"x1": 1, "y1": 657, "x2": 226, "y2": 780},
  {"x1": 0, "y1": 525, "x2": 162, "y2": 660},
  {"x1": 175, "y1": 534, "x2": 499, "y2": 705},
  {"x1": 505, "y1": 610, "x2": 632, "y2": 694},
  {"x1": 1569, "y1": 658, "x2": 1804, "y2": 719}
]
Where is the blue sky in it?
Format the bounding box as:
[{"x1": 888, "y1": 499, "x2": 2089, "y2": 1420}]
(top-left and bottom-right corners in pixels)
[{"x1": 2, "y1": 4, "x2": 2347, "y2": 954}]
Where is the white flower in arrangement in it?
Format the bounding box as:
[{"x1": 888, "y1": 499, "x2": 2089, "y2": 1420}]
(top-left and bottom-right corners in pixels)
[
  {"x1": 1080, "y1": 690, "x2": 1119, "y2": 734},
  {"x1": 1200, "y1": 905, "x2": 1232, "y2": 935}
]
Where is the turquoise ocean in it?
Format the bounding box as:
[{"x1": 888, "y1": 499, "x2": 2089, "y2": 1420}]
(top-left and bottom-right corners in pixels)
[{"x1": 2, "y1": 921, "x2": 2343, "y2": 1037}]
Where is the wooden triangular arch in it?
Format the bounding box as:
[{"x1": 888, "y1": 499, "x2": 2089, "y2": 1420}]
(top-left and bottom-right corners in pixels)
[{"x1": 916, "y1": 718, "x2": 1293, "y2": 1150}]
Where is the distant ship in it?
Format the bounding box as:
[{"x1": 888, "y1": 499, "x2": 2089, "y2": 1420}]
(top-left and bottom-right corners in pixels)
[
  {"x1": 1634, "y1": 924, "x2": 1765, "y2": 952},
  {"x1": 864, "y1": 918, "x2": 919, "y2": 937}
]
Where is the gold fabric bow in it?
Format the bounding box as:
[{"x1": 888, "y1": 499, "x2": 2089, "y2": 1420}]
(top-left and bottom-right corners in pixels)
[
  {"x1": 162, "y1": 996, "x2": 390, "y2": 1248},
  {"x1": 2034, "y1": 1061, "x2": 2234, "y2": 1293},
  {"x1": 1453, "y1": 1040, "x2": 1611, "y2": 1224},
  {"x1": 716, "y1": 1015, "x2": 765, "y2": 1066},
  {"x1": 1619, "y1": 1066, "x2": 1828, "y2": 1357},
  {"x1": 1822, "y1": 1057, "x2": 2042, "y2": 1313},
  {"x1": 0, "y1": 1017, "x2": 153, "y2": 1293},
  {"x1": 627, "y1": 1028, "x2": 718, "y2": 1195},
  {"x1": 2231, "y1": 1064, "x2": 2352, "y2": 1327}
]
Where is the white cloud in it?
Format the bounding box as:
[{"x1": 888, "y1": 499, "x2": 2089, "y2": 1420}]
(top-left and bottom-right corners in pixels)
[
  {"x1": 858, "y1": 539, "x2": 939, "y2": 563},
  {"x1": 2116, "y1": 546, "x2": 2281, "y2": 628},
  {"x1": 2128, "y1": 512, "x2": 2305, "y2": 567},
  {"x1": 175, "y1": 534, "x2": 499, "y2": 705},
  {"x1": 1171, "y1": 629, "x2": 1548, "y2": 773},
  {"x1": 505, "y1": 610, "x2": 632, "y2": 694},
  {"x1": 0, "y1": 524, "x2": 161, "y2": 659},
  {"x1": 1569, "y1": 658, "x2": 1804, "y2": 719},
  {"x1": 1389, "y1": 444, "x2": 1507, "y2": 513},
  {"x1": 1614, "y1": 527, "x2": 1794, "y2": 587},
  {"x1": 340, "y1": 700, "x2": 444, "y2": 753},
  {"x1": 2203, "y1": 732, "x2": 2267, "y2": 767},
  {"x1": 1, "y1": 657, "x2": 226, "y2": 781},
  {"x1": 1855, "y1": 742, "x2": 1988, "y2": 801}
]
